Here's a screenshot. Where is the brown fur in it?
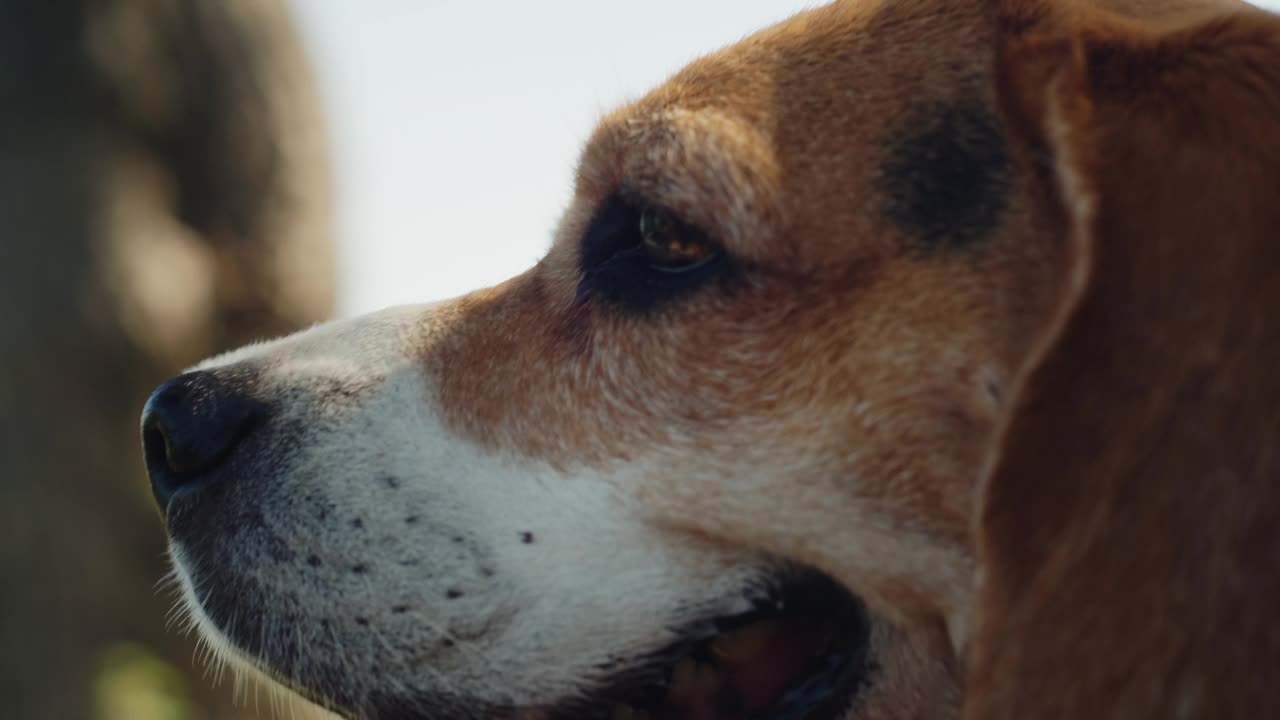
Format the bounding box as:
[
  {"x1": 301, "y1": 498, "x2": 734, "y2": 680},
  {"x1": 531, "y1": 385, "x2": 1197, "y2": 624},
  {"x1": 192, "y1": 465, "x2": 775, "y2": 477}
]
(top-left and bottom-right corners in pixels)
[
  {"x1": 966, "y1": 0, "x2": 1280, "y2": 718},
  {"x1": 421, "y1": 0, "x2": 1280, "y2": 715},
  {"x1": 427, "y1": 0, "x2": 1069, "y2": 630},
  {"x1": 149, "y1": 1, "x2": 1280, "y2": 717}
]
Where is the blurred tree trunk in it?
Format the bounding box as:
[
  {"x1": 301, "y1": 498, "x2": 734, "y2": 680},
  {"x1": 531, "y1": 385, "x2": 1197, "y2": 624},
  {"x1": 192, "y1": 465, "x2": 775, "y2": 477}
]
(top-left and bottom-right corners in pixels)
[{"x1": 0, "y1": 1, "x2": 336, "y2": 718}]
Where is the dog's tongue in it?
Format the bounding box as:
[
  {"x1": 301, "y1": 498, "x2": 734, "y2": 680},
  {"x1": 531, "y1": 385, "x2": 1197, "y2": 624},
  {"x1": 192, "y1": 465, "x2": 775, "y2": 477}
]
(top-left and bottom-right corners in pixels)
[
  {"x1": 505, "y1": 618, "x2": 825, "y2": 720},
  {"x1": 666, "y1": 617, "x2": 825, "y2": 719}
]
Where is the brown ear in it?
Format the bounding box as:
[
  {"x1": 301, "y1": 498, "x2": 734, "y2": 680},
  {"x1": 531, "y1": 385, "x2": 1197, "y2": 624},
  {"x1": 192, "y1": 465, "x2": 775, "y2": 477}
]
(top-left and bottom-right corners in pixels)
[{"x1": 965, "y1": 5, "x2": 1280, "y2": 719}]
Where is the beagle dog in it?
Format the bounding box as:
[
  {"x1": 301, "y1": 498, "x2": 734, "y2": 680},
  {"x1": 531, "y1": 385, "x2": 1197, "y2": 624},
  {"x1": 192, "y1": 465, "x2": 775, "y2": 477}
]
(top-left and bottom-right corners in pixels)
[{"x1": 140, "y1": 0, "x2": 1280, "y2": 718}]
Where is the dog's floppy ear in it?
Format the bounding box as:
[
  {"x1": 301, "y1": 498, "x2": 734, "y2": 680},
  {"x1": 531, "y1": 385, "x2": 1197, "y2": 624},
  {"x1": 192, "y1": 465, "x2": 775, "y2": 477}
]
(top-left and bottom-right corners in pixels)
[{"x1": 965, "y1": 4, "x2": 1280, "y2": 719}]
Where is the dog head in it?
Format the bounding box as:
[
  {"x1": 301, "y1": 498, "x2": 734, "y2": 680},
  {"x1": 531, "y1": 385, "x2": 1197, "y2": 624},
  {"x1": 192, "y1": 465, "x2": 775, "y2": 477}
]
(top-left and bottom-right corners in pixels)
[{"x1": 140, "y1": 0, "x2": 1277, "y2": 718}]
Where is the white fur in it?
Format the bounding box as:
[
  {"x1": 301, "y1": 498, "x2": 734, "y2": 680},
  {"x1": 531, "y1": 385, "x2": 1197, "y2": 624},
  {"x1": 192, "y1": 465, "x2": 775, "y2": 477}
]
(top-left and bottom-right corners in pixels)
[{"x1": 169, "y1": 306, "x2": 769, "y2": 714}]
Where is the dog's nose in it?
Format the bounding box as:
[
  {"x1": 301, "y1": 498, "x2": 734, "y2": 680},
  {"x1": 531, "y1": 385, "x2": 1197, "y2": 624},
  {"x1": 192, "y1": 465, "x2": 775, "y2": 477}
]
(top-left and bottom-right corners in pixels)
[{"x1": 141, "y1": 370, "x2": 262, "y2": 509}]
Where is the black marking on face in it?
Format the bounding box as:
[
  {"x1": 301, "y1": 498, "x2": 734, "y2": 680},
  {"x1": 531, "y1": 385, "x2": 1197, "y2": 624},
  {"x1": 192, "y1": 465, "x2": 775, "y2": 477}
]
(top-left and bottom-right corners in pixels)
[
  {"x1": 881, "y1": 104, "x2": 1010, "y2": 249},
  {"x1": 520, "y1": 531, "x2": 535, "y2": 544}
]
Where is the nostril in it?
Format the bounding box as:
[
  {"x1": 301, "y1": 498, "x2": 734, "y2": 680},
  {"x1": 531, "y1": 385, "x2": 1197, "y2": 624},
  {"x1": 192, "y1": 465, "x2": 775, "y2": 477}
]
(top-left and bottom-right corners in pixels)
[
  {"x1": 141, "y1": 420, "x2": 172, "y2": 476},
  {"x1": 141, "y1": 370, "x2": 264, "y2": 510},
  {"x1": 142, "y1": 411, "x2": 196, "y2": 476}
]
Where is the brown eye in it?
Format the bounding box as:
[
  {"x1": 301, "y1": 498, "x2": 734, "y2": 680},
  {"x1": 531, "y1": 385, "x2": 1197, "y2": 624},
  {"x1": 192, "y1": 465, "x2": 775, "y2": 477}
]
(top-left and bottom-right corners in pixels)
[
  {"x1": 638, "y1": 207, "x2": 718, "y2": 273},
  {"x1": 579, "y1": 196, "x2": 728, "y2": 312}
]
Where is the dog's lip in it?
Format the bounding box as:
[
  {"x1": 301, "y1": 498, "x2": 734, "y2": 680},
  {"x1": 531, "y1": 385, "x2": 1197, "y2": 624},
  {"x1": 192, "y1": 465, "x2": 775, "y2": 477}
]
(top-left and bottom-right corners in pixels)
[
  {"x1": 174, "y1": 547, "x2": 869, "y2": 720},
  {"x1": 506, "y1": 571, "x2": 873, "y2": 720}
]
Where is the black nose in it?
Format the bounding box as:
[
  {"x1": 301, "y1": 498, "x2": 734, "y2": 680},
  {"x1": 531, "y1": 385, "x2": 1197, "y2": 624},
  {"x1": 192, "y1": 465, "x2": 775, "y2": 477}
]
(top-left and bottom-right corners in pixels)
[{"x1": 142, "y1": 370, "x2": 262, "y2": 510}]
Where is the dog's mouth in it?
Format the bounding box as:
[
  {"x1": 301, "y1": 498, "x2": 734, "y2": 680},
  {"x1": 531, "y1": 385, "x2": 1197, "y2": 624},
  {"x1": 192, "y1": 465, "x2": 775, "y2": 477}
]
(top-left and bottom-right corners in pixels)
[
  {"x1": 173, "y1": 534, "x2": 870, "y2": 720},
  {"x1": 521, "y1": 573, "x2": 872, "y2": 720}
]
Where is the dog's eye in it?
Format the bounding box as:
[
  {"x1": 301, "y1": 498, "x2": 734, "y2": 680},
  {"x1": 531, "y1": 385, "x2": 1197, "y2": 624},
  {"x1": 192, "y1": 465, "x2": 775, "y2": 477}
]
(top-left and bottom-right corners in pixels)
[
  {"x1": 638, "y1": 206, "x2": 717, "y2": 273},
  {"x1": 578, "y1": 195, "x2": 726, "y2": 313}
]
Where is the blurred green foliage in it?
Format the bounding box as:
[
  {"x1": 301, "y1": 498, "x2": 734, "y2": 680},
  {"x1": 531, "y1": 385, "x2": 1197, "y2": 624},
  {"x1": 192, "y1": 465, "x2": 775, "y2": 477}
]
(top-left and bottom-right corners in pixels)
[
  {"x1": 95, "y1": 645, "x2": 201, "y2": 720},
  {"x1": 0, "y1": 0, "x2": 334, "y2": 718}
]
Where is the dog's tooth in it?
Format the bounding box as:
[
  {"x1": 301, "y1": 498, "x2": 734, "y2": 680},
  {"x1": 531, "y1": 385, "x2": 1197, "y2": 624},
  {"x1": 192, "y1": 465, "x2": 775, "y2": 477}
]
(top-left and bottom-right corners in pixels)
[{"x1": 710, "y1": 619, "x2": 782, "y2": 661}]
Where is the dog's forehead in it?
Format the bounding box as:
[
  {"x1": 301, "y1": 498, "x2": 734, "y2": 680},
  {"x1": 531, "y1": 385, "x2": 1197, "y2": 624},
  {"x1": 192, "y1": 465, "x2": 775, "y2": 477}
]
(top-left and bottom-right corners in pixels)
[{"x1": 564, "y1": 0, "x2": 1005, "y2": 266}]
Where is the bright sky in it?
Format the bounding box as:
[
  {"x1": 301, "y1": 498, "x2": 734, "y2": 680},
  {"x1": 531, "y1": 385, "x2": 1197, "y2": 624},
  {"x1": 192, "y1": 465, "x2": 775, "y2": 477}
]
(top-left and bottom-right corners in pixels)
[{"x1": 292, "y1": 1, "x2": 1280, "y2": 318}]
